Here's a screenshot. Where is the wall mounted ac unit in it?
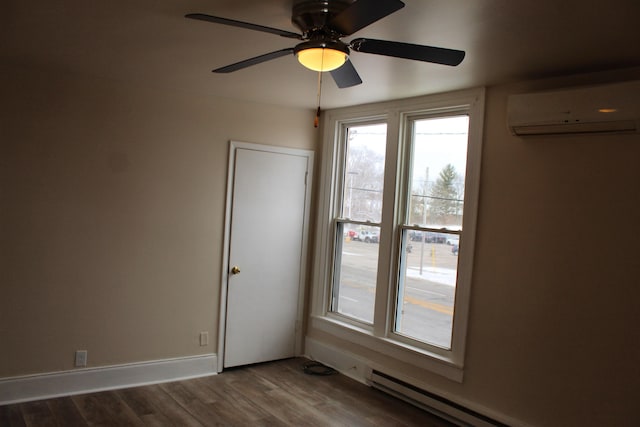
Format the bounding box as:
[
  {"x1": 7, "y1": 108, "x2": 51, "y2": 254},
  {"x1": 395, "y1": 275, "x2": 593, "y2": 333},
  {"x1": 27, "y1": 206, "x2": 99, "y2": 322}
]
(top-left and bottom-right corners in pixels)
[{"x1": 507, "y1": 80, "x2": 640, "y2": 136}]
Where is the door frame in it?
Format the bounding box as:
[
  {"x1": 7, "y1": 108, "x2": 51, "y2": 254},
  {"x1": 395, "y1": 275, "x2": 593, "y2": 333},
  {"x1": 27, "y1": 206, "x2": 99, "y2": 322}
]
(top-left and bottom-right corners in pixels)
[{"x1": 217, "y1": 140, "x2": 314, "y2": 372}]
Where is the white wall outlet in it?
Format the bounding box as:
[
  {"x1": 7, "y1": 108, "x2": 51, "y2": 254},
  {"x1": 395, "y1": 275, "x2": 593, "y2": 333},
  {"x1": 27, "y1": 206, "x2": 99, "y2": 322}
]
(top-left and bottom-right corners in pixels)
[
  {"x1": 199, "y1": 331, "x2": 209, "y2": 346},
  {"x1": 75, "y1": 350, "x2": 88, "y2": 367}
]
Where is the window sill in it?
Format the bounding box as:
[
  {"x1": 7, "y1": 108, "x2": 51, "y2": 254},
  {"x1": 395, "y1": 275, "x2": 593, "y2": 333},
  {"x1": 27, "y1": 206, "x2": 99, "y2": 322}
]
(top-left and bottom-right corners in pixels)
[{"x1": 310, "y1": 315, "x2": 464, "y2": 382}]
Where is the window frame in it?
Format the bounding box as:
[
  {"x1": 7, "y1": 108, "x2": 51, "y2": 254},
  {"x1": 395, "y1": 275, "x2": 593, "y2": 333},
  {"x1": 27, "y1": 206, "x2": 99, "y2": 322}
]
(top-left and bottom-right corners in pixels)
[{"x1": 310, "y1": 88, "x2": 485, "y2": 382}]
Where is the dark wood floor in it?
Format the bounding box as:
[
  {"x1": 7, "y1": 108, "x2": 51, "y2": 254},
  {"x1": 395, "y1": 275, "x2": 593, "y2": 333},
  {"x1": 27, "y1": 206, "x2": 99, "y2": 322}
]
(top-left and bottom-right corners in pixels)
[{"x1": 0, "y1": 357, "x2": 455, "y2": 426}]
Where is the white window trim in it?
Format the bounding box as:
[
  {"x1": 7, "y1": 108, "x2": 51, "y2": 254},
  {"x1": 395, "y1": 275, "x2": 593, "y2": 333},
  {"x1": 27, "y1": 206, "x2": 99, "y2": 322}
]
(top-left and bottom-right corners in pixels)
[{"x1": 310, "y1": 88, "x2": 485, "y2": 382}]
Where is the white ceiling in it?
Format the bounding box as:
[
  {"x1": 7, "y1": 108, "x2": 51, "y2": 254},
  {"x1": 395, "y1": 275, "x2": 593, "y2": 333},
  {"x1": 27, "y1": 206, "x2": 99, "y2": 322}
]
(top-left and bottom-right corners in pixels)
[{"x1": 3, "y1": 0, "x2": 640, "y2": 110}]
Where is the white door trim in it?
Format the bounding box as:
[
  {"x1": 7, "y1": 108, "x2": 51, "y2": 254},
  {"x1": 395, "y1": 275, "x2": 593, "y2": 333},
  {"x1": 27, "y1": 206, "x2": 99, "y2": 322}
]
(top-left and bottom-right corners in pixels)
[{"x1": 218, "y1": 141, "x2": 314, "y2": 372}]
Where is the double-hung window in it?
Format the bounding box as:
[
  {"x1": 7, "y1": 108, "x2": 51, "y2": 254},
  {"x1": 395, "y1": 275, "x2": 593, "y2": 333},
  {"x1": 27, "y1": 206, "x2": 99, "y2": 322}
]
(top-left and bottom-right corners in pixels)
[{"x1": 312, "y1": 89, "x2": 485, "y2": 381}]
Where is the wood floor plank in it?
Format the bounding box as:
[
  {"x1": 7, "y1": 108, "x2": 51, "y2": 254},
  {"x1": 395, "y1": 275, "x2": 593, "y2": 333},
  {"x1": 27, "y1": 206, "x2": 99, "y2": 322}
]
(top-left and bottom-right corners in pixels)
[
  {"x1": 190, "y1": 377, "x2": 272, "y2": 422},
  {"x1": 217, "y1": 378, "x2": 304, "y2": 425},
  {"x1": 271, "y1": 361, "x2": 375, "y2": 421},
  {"x1": 20, "y1": 400, "x2": 58, "y2": 427},
  {"x1": 158, "y1": 381, "x2": 200, "y2": 407},
  {"x1": 141, "y1": 384, "x2": 204, "y2": 427},
  {"x1": 72, "y1": 390, "x2": 144, "y2": 426},
  {"x1": 171, "y1": 398, "x2": 231, "y2": 426},
  {"x1": 247, "y1": 386, "x2": 336, "y2": 426},
  {"x1": 0, "y1": 403, "x2": 26, "y2": 427},
  {"x1": 117, "y1": 388, "x2": 157, "y2": 417},
  {"x1": 138, "y1": 412, "x2": 177, "y2": 426},
  {"x1": 316, "y1": 375, "x2": 437, "y2": 426},
  {"x1": 46, "y1": 397, "x2": 88, "y2": 426},
  {"x1": 313, "y1": 401, "x2": 379, "y2": 427},
  {"x1": 159, "y1": 381, "x2": 243, "y2": 426},
  {"x1": 0, "y1": 357, "x2": 455, "y2": 426},
  {"x1": 176, "y1": 377, "x2": 221, "y2": 405},
  {"x1": 247, "y1": 360, "x2": 330, "y2": 407},
  {"x1": 116, "y1": 386, "x2": 178, "y2": 425}
]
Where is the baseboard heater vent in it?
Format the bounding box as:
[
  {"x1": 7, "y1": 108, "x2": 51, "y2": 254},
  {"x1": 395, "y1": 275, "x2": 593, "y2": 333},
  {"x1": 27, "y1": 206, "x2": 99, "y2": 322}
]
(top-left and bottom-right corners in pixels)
[{"x1": 370, "y1": 370, "x2": 506, "y2": 427}]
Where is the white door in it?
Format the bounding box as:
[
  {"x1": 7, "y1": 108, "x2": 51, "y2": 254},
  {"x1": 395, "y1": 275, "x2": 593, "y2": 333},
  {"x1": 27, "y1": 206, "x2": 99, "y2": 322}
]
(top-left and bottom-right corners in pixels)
[{"x1": 223, "y1": 143, "x2": 312, "y2": 368}]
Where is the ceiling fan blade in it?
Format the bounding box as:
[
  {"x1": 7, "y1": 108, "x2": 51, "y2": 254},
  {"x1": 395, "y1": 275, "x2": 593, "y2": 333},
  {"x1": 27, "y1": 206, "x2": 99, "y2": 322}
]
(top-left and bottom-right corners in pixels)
[
  {"x1": 213, "y1": 48, "x2": 295, "y2": 73},
  {"x1": 328, "y1": 0, "x2": 405, "y2": 36},
  {"x1": 351, "y1": 38, "x2": 465, "y2": 66},
  {"x1": 185, "y1": 13, "x2": 302, "y2": 39},
  {"x1": 330, "y1": 59, "x2": 363, "y2": 88}
]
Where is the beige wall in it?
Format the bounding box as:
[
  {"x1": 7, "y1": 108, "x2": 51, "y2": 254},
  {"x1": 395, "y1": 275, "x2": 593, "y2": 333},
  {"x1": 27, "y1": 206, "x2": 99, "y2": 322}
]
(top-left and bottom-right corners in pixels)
[
  {"x1": 0, "y1": 64, "x2": 317, "y2": 376},
  {"x1": 307, "y1": 68, "x2": 640, "y2": 427},
  {"x1": 467, "y1": 72, "x2": 639, "y2": 426}
]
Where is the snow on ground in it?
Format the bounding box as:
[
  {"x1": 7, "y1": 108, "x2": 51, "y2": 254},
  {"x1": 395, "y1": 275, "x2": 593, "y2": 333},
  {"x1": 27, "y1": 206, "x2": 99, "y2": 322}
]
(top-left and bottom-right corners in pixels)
[{"x1": 406, "y1": 266, "x2": 457, "y2": 287}]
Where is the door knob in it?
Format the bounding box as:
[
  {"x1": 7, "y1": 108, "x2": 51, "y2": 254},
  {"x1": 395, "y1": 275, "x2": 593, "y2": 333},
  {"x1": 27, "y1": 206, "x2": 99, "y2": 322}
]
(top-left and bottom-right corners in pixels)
[{"x1": 231, "y1": 266, "x2": 241, "y2": 275}]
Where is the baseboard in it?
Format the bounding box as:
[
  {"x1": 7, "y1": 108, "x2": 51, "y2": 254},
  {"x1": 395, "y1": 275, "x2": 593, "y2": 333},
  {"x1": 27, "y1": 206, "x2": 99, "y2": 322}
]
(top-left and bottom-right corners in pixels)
[
  {"x1": 370, "y1": 370, "x2": 501, "y2": 427},
  {"x1": 304, "y1": 337, "x2": 370, "y2": 384},
  {"x1": 0, "y1": 354, "x2": 217, "y2": 405},
  {"x1": 304, "y1": 338, "x2": 532, "y2": 427}
]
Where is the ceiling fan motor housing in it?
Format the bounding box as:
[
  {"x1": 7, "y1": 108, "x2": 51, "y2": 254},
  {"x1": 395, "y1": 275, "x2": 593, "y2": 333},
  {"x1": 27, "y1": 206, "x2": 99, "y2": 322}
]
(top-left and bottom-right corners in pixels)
[{"x1": 291, "y1": 0, "x2": 352, "y2": 36}]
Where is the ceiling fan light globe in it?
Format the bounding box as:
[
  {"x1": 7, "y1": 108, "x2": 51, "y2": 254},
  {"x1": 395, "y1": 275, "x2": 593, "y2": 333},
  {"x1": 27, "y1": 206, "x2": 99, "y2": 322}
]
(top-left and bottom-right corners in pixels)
[{"x1": 297, "y1": 48, "x2": 347, "y2": 72}]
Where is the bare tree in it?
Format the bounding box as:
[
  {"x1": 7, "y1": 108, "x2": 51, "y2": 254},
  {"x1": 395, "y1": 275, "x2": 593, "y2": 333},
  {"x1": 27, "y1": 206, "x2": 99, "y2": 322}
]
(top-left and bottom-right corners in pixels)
[{"x1": 343, "y1": 138, "x2": 385, "y2": 222}]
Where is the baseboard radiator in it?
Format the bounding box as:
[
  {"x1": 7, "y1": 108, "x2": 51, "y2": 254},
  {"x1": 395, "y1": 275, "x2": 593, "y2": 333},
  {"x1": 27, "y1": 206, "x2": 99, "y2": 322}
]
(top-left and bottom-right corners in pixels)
[{"x1": 370, "y1": 370, "x2": 506, "y2": 427}]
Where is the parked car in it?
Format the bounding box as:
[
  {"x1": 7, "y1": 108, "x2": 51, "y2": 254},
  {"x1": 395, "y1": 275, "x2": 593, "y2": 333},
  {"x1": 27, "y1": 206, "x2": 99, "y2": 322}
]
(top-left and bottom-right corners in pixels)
[
  {"x1": 409, "y1": 231, "x2": 446, "y2": 243},
  {"x1": 360, "y1": 230, "x2": 379, "y2": 243},
  {"x1": 451, "y1": 244, "x2": 459, "y2": 255},
  {"x1": 346, "y1": 229, "x2": 359, "y2": 241},
  {"x1": 446, "y1": 236, "x2": 460, "y2": 246},
  {"x1": 409, "y1": 231, "x2": 427, "y2": 241}
]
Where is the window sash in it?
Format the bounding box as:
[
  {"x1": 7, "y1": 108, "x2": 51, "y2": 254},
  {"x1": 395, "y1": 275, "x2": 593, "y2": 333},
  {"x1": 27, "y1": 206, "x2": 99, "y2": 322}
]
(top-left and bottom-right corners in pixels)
[
  {"x1": 394, "y1": 225, "x2": 461, "y2": 349},
  {"x1": 330, "y1": 219, "x2": 382, "y2": 324}
]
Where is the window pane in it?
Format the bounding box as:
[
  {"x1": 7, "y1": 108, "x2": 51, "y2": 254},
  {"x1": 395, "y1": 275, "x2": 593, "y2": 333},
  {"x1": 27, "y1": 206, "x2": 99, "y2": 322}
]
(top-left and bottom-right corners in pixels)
[
  {"x1": 396, "y1": 230, "x2": 458, "y2": 348},
  {"x1": 333, "y1": 223, "x2": 380, "y2": 324},
  {"x1": 396, "y1": 115, "x2": 469, "y2": 349},
  {"x1": 341, "y1": 124, "x2": 387, "y2": 222},
  {"x1": 407, "y1": 116, "x2": 468, "y2": 229}
]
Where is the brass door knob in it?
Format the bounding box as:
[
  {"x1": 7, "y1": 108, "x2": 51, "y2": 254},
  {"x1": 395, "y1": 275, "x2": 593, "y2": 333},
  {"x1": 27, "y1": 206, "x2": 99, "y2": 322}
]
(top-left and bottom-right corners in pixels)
[{"x1": 231, "y1": 266, "x2": 241, "y2": 275}]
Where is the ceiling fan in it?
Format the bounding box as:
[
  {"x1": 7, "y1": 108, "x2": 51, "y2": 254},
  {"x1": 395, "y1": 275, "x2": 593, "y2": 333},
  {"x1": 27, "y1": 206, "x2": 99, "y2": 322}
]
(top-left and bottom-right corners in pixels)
[{"x1": 186, "y1": 0, "x2": 465, "y2": 88}]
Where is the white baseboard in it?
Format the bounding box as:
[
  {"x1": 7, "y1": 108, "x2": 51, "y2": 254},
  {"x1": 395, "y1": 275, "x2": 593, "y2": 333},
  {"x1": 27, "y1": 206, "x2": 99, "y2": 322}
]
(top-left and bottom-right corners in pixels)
[
  {"x1": 304, "y1": 338, "x2": 532, "y2": 427},
  {"x1": 304, "y1": 337, "x2": 370, "y2": 384},
  {"x1": 0, "y1": 354, "x2": 217, "y2": 405}
]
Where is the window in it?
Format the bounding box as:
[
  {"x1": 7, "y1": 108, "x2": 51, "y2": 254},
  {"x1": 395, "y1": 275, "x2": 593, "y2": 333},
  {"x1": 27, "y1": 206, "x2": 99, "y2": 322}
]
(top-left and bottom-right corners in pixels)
[
  {"x1": 332, "y1": 123, "x2": 387, "y2": 324},
  {"x1": 312, "y1": 89, "x2": 485, "y2": 381},
  {"x1": 395, "y1": 115, "x2": 468, "y2": 350}
]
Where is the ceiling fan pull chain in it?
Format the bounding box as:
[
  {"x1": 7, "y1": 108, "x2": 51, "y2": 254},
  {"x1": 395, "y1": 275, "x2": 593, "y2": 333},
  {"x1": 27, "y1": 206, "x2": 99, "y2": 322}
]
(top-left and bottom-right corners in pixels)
[
  {"x1": 315, "y1": 69, "x2": 323, "y2": 128},
  {"x1": 315, "y1": 105, "x2": 321, "y2": 128}
]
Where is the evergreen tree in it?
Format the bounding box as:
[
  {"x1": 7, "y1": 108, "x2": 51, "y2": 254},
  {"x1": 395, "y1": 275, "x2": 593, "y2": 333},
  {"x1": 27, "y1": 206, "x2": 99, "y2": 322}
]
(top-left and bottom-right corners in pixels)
[{"x1": 428, "y1": 164, "x2": 459, "y2": 223}]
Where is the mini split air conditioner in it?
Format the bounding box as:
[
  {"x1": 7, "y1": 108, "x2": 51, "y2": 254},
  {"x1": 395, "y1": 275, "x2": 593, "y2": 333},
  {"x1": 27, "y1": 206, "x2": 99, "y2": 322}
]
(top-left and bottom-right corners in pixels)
[{"x1": 507, "y1": 80, "x2": 640, "y2": 136}]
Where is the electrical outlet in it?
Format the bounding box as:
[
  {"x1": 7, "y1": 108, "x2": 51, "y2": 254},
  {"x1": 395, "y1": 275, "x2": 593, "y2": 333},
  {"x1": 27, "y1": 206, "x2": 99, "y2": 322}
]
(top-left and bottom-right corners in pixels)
[
  {"x1": 199, "y1": 331, "x2": 209, "y2": 346},
  {"x1": 75, "y1": 350, "x2": 88, "y2": 367}
]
